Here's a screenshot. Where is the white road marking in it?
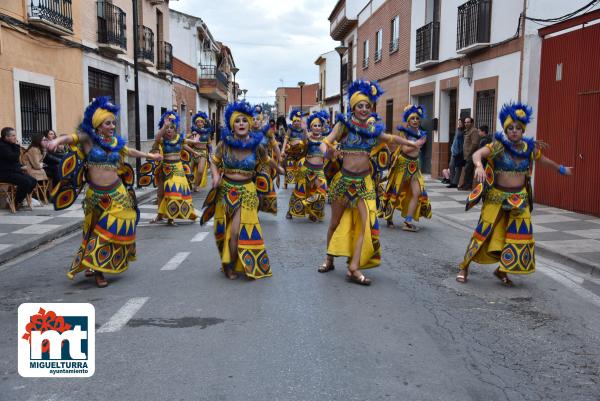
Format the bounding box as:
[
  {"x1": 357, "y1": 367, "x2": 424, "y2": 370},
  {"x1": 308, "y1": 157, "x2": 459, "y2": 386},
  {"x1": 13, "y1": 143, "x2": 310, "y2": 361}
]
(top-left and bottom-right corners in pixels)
[
  {"x1": 160, "y1": 252, "x2": 191, "y2": 270},
  {"x1": 97, "y1": 297, "x2": 149, "y2": 333},
  {"x1": 190, "y1": 232, "x2": 209, "y2": 242}
]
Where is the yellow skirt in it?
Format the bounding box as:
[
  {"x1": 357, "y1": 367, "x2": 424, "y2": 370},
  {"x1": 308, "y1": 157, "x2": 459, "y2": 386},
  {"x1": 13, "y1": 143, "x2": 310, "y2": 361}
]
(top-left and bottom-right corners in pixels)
[
  {"x1": 327, "y1": 170, "x2": 381, "y2": 269},
  {"x1": 68, "y1": 180, "x2": 137, "y2": 278},
  {"x1": 288, "y1": 161, "x2": 327, "y2": 220},
  {"x1": 191, "y1": 148, "x2": 209, "y2": 188},
  {"x1": 256, "y1": 162, "x2": 278, "y2": 214},
  {"x1": 460, "y1": 187, "x2": 535, "y2": 274},
  {"x1": 158, "y1": 160, "x2": 197, "y2": 220},
  {"x1": 214, "y1": 177, "x2": 272, "y2": 279},
  {"x1": 380, "y1": 151, "x2": 432, "y2": 221}
]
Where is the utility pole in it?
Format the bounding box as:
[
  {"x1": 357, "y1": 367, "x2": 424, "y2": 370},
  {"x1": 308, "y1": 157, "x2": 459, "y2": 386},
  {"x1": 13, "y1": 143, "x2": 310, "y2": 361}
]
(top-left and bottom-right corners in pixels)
[{"x1": 132, "y1": 0, "x2": 142, "y2": 188}]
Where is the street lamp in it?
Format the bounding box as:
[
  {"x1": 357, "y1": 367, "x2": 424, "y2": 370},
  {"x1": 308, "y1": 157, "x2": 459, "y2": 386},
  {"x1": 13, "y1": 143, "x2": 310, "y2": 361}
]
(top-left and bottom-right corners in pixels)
[
  {"x1": 231, "y1": 66, "x2": 239, "y2": 101},
  {"x1": 241, "y1": 89, "x2": 248, "y2": 99},
  {"x1": 283, "y1": 94, "x2": 287, "y2": 117},
  {"x1": 298, "y1": 81, "x2": 305, "y2": 116},
  {"x1": 335, "y1": 44, "x2": 348, "y2": 114}
]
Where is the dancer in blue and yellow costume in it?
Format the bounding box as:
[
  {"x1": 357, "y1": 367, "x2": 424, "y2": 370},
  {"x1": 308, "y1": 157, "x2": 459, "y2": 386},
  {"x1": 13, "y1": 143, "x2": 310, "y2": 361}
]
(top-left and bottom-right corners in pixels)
[
  {"x1": 281, "y1": 108, "x2": 307, "y2": 189},
  {"x1": 252, "y1": 106, "x2": 281, "y2": 214},
  {"x1": 151, "y1": 111, "x2": 198, "y2": 225},
  {"x1": 47, "y1": 97, "x2": 162, "y2": 287},
  {"x1": 188, "y1": 111, "x2": 212, "y2": 192},
  {"x1": 319, "y1": 80, "x2": 424, "y2": 285},
  {"x1": 379, "y1": 105, "x2": 432, "y2": 231},
  {"x1": 456, "y1": 102, "x2": 573, "y2": 285},
  {"x1": 207, "y1": 101, "x2": 284, "y2": 280},
  {"x1": 287, "y1": 111, "x2": 328, "y2": 221}
]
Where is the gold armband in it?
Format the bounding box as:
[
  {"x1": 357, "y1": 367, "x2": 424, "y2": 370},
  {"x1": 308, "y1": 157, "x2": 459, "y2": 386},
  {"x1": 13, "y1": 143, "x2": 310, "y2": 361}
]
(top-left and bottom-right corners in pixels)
[{"x1": 70, "y1": 133, "x2": 79, "y2": 145}]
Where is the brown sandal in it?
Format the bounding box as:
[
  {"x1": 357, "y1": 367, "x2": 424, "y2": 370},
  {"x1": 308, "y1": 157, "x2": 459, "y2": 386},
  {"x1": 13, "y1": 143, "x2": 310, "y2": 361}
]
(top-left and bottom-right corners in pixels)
[
  {"x1": 318, "y1": 262, "x2": 335, "y2": 273},
  {"x1": 456, "y1": 269, "x2": 469, "y2": 283},
  {"x1": 84, "y1": 269, "x2": 95, "y2": 277},
  {"x1": 95, "y1": 272, "x2": 108, "y2": 288},
  {"x1": 222, "y1": 265, "x2": 238, "y2": 280},
  {"x1": 493, "y1": 268, "x2": 513, "y2": 286},
  {"x1": 346, "y1": 270, "x2": 371, "y2": 286},
  {"x1": 402, "y1": 221, "x2": 419, "y2": 232}
]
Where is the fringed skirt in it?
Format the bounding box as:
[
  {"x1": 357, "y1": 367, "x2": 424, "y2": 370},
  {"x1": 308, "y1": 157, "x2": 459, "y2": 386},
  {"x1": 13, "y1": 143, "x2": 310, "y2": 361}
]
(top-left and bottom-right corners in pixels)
[
  {"x1": 158, "y1": 160, "x2": 197, "y2": 221},
  {"x1": 284, "y1": 142, "x2": 306, "y2": 185},
  {"x1": 68, "y1": 180, "x2": 138, "y2": 278},
  {"x1": 380, "y1": 151, "x2": 432, "y2": 221},
  {"x1": 288, "y1": 161, "x2": 327, "y2": 220},
  {"x1": 214, "y1": 177, "x2": 272, "y2": 279},
  {"x1": 460, "y1": 187, "x2": 535, "y2": 274},
  {"x1": 327, "y1": 169, "x2": 381, "y2": 269}
]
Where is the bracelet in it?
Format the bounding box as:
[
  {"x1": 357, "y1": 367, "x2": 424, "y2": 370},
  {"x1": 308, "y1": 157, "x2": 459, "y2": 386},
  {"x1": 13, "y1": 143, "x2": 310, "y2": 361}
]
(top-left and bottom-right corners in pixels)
[
  {"x1": 559, "y1": 165, "x2": 566, "y2": 175},
  {"x1": 322, "y1": 138, "x2": 335, "y2": 149},
  {"x1": 70, "y1": 133, "x2": 79, "y2": 145}
]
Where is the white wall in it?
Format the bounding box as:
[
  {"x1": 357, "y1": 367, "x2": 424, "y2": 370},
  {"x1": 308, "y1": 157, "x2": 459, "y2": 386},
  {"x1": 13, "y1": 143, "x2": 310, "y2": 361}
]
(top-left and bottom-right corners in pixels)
[
  {"x1": 169, "y1": 11, "x2": 198, "y2": 67},
  {"x1": 324, "y1": 51, "x2": 341, "y2": 99},
  {"x1": 347, "y1": 0, "x2": 370, "y2": 18},
  {"x1": 411, "y1": 0, "x2": 523, "y2": 71}
]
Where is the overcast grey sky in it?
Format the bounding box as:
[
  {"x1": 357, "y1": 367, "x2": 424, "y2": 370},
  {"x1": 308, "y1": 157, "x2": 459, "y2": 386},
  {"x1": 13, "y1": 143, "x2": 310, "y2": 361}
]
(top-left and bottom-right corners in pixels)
[{"x1": 170, "y1": 0, "x2": 338, "y2": 103}]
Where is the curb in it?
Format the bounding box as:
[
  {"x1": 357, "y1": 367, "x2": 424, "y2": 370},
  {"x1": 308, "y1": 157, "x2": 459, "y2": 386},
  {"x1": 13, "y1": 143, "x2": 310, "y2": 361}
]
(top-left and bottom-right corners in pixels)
[
  {"x1": 434, "y1": 213, "x2": 600, "y2": 277},
  {"x1": 0, "y1": 189, "x2": 157, "y2": 266}
]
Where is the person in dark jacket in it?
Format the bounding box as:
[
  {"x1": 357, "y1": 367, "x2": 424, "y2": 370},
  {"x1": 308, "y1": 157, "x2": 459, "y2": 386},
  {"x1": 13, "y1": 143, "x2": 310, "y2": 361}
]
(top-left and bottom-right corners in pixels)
[
  {"x1": 0, "y1": 127, "x2": 37, "y2": 207},
  {"x1": 42, "y1": 129, "x2": 67, "y2": 185},
  {"x1": 447, "y1": 118, "x2": 464, "y2": 188},
  {"x1": 478, "y1": 125, "x2": 492, "y2": 148},
  {"x1": 459, "y1": 117, "x2": 478, "y2": 190}
]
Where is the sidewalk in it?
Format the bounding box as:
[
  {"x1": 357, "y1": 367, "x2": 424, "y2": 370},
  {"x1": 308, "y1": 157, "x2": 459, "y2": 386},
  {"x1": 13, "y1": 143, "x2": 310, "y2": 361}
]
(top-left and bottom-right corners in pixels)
[
  {"x1": 425, "y1": 177, "x2": 600, "y2": 274},
  {"x1": 0, "y1": 187, "x2": 157, "y2": 265}
]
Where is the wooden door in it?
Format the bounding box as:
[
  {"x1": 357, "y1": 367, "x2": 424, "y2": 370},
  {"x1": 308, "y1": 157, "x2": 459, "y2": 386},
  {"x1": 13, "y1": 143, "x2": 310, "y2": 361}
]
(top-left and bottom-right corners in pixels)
[{"x1": 573, "y1": 93, "x2": 600, "y2": 215}]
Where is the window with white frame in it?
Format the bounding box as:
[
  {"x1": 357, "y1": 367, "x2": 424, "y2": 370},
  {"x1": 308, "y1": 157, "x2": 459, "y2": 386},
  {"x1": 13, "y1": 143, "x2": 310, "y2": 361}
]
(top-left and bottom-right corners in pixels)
[
  {"x1": 375, "y1": 29, "x2": 383, "y2": 62},
  {"x1": 390, "y1": 16, "x2": 400, "y2": 53},
  {"x1": 363, "y1": 39, "x2": 370, "y2": 68}
]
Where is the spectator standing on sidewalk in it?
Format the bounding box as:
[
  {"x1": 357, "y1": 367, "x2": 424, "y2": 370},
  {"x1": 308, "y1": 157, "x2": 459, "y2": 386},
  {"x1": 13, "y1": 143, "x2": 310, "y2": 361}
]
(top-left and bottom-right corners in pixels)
[
  {"x1": 446, "y1": 118, "x2": 464, "y2": 188},
  {"x1": 478, "y1": 125, "x2": 492, "y2": 148},
  {"x1": 459, "y1": 117, "x2": 478, "y2": 190},
  {"x1": 0, "y1": 127, "x2": 37, "y2": 209}
]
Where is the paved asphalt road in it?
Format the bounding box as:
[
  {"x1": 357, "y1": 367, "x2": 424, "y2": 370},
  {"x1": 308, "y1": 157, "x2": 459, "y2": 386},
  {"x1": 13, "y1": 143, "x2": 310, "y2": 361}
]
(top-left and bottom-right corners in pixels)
[{"x1": 1, "y1": 188, "x2": 599, "y2": 401}]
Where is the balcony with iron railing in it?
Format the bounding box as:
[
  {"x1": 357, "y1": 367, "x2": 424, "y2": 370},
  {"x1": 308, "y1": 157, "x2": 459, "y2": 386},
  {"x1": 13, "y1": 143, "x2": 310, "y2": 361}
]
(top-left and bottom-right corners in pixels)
[
  {"x1": 157, "y1": 41, "x2": 173, "y2": 75},
  {"x1": 28, "y1": 0, "x2": 73, "y2": 36},
  {"x1": 389, "y1": 38, "x2": 399, "y2": 54},
  {"x1": 415, "y1": 21, "x2": 440, "y2": 68},
  {"x1": 97, "y1": 1, "x2": 126, "y2": 53},
  {"x1": 456, "y1": 0, "x2": 492, "y2": 54},
  {"x1": 330, "y1": 3, "x2": 357, "y2": 41},
  {"x1": 137, "y1": 25, "x2": 154, "y2": 67},
  {"x1": 198, "y1": 65, "x2": 229, "y2": 101}
]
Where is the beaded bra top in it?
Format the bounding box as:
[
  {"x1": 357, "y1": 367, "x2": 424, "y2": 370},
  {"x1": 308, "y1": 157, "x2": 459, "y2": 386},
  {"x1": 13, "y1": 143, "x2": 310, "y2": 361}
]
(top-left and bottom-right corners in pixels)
[
  {"x1": 192, "y1": 128, "x2": 211, "y2": 144},
  {"x1": 338, "y1": 115, "x2": 383, "y2": 154},
  {"x1": 88, "y1": 143, "x2": 122, "y2": 170},
  {"x1": 306, "y1": 136, "x2": 324, "y2": 157},
  {"x1": 491, "y1": 133, "x2": 537, "y2": 175},
  {"x1": 287, "y1": 125, "x2": 305, "y2": 141},
  {"x1": 162, "y1": 133, "x2": 184, "y2": 155}
]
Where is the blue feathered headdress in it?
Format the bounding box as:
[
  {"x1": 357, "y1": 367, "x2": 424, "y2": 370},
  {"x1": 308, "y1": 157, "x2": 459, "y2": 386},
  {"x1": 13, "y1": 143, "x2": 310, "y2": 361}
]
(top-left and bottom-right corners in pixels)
[
  {"x1": 307, "y1": 112, "x2": 325, "y2": 128},
  {"x1": 402, "y1": 104, "x2": 426, "y2": 123},
  {"x1": 499, "y1": 101, "x2": 533, "y2": 130},
  {"x1": 158, "y1": 110, "x2": 180, "y2": 129},
  {"x1": 192, "y1": 111, "x2": 209, "y2": 124},
  {"x1": 318, "y1": 110, "x2": 330, "y2": 121},
  {"x1": 80, "y1": 96, "x2": 120, "y2": 136},
  {"x1": 347, "y1": 80, "x2": 384, "y2": 108},
  {"x1": 80, "y1": 96, "x2": 125, "y2": 151},
  {"x1": 289, "y1": 108, "x2": 303, "y2": 122},
  {"x1": 224, "y1": 100, "x2": 255, "y2": 129}
]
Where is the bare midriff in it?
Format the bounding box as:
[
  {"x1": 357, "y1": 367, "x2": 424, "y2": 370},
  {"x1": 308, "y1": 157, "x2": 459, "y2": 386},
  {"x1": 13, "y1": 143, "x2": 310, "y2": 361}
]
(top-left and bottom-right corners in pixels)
[
  {"x1": 495, "y1": 172, "x2": 527, "y2": 189},
  {"x1": 87, "y1": 167, "x2": 120, "y2": 187},
  {"x1": 400, "y1": 142, "x2": 419, "y2": 159},
  {"x1": 340, "y1": 152, "x2": 370, "y2": 174}
]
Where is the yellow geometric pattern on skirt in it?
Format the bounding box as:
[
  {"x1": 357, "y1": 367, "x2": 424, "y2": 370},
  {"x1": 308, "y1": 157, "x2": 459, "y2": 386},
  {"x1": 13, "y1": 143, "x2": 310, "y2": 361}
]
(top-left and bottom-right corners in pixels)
[
  {"x1": 288, "y1": 162, "x2": 327, "y2": 220},
  {"x1": 327, "y1": 172, "x2": 381, "y2": 269},
  {"x1": 460, "y1": 187, "x2": 535, "y2": 274},
  {"x1": 68, "y1": 181, "x2": 137, "y2": 278},
  {"x1": 380, "y1": 151, "x2": 432, "y2": 221},
  {"x1": 256, "y1": 160, "x2": 278, "y2": 214},
  {"x1": 191, "y1": 147, "x2": 209, "y2": 188},
  {"x1": 158, "y1": 160, "x2": 197, "y2": 220},
  {"x1": 213, "y1": 178, "x2": 272, "y2": 279}
]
